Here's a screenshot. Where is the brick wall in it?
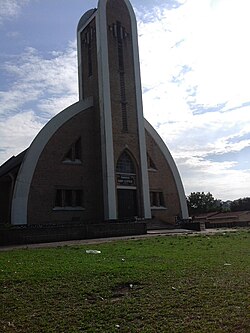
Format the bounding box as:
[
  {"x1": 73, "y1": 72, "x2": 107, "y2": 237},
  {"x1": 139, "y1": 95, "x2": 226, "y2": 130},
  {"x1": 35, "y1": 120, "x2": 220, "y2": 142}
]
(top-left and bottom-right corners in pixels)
[
  {"x1": 28, "y1": 108, "x2": 104, "y2": 224},
  {"x1": 146, "y1": 130, "x2": 182, "y2": 224},
  {"x1": 0, "y1": 222, "x2": 147, "y2": 246}
]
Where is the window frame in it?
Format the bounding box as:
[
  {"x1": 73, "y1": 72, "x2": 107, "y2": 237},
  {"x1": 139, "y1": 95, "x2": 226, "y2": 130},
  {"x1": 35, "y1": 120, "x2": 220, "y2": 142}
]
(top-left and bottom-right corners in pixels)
[
  {"x1": 116, "y1": 151, "x2": 136, "y2": 174},
  {"x1": 53, "y1": 188, "x2": 85, "y2": 211},
  {"x1": 150, "y1": 191, "x2": 166, "y2": 210}
]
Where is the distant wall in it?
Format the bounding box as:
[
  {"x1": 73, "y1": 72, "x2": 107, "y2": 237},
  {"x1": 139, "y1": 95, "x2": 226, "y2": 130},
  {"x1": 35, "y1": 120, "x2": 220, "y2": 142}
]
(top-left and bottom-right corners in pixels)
[{"x1": 206, "y1": 221, "x2": 249, "y2": 229}]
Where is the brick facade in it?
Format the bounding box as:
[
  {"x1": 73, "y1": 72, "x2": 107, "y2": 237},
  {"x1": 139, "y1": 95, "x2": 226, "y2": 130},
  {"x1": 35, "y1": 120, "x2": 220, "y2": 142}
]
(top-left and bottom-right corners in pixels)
[
  {"x1": 0, "y1": 0, "x2": 188, "y2": 229},
  {"x1": 106, "y1": 0, "x2": 145, "y2": 218},
  {"x1": 146, "y1": 130, "x2": 182, "y2": 224},
  {"x1": 27, "y1": 108, "x2": 103, "y2": 224}
]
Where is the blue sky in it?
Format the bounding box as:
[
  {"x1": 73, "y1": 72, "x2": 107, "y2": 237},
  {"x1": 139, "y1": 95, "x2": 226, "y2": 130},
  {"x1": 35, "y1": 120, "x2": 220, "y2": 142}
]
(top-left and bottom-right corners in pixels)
[{"x1": 0, "y1": 0, "x2": 250, "y2": 201}]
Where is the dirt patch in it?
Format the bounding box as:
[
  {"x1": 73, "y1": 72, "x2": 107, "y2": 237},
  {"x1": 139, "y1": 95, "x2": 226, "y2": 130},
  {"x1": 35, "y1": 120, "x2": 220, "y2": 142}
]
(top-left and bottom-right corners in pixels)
[{"x1": 111, "y1": 282, "x2": 142, "y2": 302}]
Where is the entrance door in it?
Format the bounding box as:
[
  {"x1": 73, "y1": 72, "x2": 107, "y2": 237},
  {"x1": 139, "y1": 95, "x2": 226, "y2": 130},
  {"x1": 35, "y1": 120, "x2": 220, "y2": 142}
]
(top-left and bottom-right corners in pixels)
[{"x1": 117, "y1": 189, "x2": 137, "y2": 219}]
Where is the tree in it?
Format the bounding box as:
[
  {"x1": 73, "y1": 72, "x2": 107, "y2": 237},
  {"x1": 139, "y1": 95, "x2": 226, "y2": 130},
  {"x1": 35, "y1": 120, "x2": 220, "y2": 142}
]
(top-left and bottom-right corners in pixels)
[
  {"x1": 230, "y1": 197, "x2": 250, "y2": 211},
  {"x1": 187, "y1": 192, "x2": 222, "y2": 215}
]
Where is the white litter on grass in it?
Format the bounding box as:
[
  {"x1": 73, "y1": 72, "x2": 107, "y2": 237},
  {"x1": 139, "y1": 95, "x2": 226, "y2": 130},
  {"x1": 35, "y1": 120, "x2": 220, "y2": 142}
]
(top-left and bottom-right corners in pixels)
[
  {"x1": 172, "y1": 286, "x2": 176, "y2": 290},
  {"x1": 115, "y1": 324, "x2": 120, "y2": 328},
  {"x1": 85, "y1": 250, "x2": 101, "y2": 254},
  {"x1": 224, "y1": 263, "x2": 231, "y2": 266}
]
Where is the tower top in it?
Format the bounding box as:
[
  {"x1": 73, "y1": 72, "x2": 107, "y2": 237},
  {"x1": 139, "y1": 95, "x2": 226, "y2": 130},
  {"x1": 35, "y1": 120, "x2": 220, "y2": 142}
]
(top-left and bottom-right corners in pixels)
[
  {"x1": 77, "y1": 8, "x2": 96, "y2": 33},
  {"x1": 77, "y1": 0, "x2": 136, "y2": 33},
  {"x1": 77, "y1": 0, "x2": 138, "y2": 101}
]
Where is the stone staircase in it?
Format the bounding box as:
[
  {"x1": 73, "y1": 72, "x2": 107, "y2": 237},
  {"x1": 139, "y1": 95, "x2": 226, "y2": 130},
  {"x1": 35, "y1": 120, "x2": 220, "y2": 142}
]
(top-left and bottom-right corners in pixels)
[{"x1": 146, "y1": 219, "x2": 176, "y2": 230}]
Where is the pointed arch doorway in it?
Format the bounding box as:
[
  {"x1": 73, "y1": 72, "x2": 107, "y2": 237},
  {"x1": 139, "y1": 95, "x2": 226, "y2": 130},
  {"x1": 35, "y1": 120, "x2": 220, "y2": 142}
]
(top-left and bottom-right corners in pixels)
[{"x1": 116, "y1": 151, "x2": 138, "y2": 219}]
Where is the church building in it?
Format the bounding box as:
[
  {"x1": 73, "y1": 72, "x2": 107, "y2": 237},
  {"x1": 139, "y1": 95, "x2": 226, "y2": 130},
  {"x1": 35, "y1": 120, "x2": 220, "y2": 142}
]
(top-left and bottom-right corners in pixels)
[{"x1": 0, "y1": 0, "x2": 188, "y2": 229}]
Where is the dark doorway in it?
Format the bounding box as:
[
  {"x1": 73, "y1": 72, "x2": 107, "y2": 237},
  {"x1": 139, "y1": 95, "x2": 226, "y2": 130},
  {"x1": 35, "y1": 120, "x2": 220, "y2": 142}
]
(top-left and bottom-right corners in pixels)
[{"x1": 117, "y1": 189, "x2": 137, "y2": 219}]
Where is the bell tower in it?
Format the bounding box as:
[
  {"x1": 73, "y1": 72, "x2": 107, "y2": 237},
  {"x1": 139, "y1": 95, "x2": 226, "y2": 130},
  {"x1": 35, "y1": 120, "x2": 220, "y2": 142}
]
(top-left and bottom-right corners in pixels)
[{"x1": 77, "y1": 0, "x2": 151, "y2": 220}]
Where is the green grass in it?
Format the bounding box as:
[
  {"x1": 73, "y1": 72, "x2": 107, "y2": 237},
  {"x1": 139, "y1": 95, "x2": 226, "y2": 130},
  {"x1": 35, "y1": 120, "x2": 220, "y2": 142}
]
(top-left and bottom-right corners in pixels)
[{"x1": 0, "y1": 231, "x2": 249, "y2": 332}]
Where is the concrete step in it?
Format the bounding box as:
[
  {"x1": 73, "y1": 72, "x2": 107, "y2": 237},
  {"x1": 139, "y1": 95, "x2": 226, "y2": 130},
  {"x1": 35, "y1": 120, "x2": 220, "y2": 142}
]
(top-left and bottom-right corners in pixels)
[{"x1": 146, "y1": 219, "x2": 176, "y2": 230}]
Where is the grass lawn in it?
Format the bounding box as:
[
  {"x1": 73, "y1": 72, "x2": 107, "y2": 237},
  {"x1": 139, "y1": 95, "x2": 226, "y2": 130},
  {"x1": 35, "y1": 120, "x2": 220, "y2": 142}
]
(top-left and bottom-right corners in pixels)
[{"x1": 0, "y1": 231, "x2": 249, "y2": 332}]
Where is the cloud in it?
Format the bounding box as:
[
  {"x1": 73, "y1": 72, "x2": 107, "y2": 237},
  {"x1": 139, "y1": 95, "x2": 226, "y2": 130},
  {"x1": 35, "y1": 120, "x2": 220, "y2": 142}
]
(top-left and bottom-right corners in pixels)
[
  {"x1": 0, "y1": 43, "x2": 78, "y2": 119},
  {"x1": 0, "y1": 0, "x2": 30, "y2": 24},
  {"x1": 0, "y1": 42, "x2": 78, "y2": 163},
  {"x1": 0, "y1": 110, "x2": 42, "y2": 163},
  {"x1": 136, "y1": 0, "x2": 250, "y2": 199},
  {"x1": 178, "y1": 157, "x2": 250, "y2": 201},
  {"x1": 1, "y1": 0, "x2": 250, "y2": 201},
  {"x1": 138, "y1": 0, "x2": 250, "y2": 113},
  {"x1": 6, "y1": 31, "x2": 21, "y2": 38}
]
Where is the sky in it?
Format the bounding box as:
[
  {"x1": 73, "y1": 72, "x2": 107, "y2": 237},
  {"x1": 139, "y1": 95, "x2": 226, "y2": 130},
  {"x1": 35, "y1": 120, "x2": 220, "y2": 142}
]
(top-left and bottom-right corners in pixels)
[{"x1": 0, "y1": 0, "x2": 250, "y2": 201}]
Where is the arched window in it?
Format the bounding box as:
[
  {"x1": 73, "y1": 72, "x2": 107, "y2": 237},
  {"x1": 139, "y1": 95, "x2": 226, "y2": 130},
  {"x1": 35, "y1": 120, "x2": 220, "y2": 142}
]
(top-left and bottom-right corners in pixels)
[
  {"x1": 116, "y1": 151, "x2": 135, "y2": 174},
  {"x1": 63, "y1": 138, "x2": 82, "y2": 164},
  {"x1": 147, "y1": 153, "x2": 157, "y2": 170}
]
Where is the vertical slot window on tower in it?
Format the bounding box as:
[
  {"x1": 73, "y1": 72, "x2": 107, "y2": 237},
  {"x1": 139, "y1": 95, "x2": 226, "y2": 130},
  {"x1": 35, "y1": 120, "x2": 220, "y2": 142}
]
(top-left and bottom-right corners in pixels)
[
  {"x1": 87, "y1": 29, "x2": 93, "y2": 77},
  {"x1": 114, "y1": 20, "x2": 128, "y2": 132},
  {"x1": 121, "y1": 102, "x2": 128, "y2": 132},
  {"x1": 88, "y1": 44, "x2": 92, "y2": 77},
  {"x1": 117, "y1": 22, "x2": 124, "y2": 71}
]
